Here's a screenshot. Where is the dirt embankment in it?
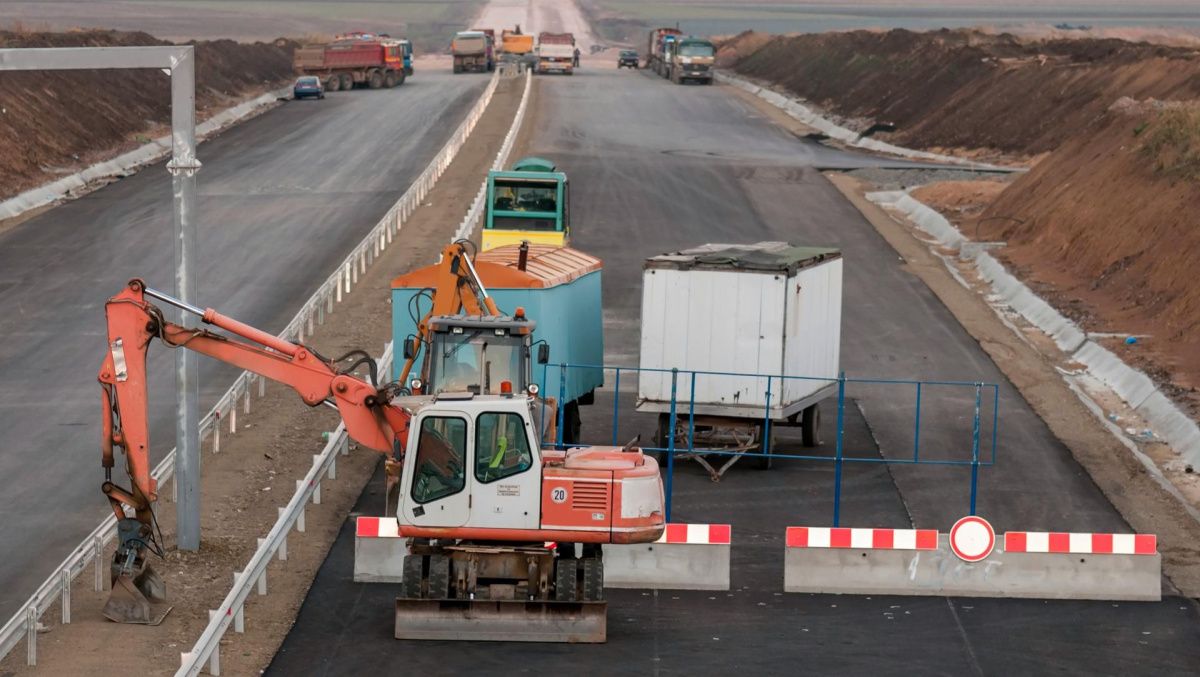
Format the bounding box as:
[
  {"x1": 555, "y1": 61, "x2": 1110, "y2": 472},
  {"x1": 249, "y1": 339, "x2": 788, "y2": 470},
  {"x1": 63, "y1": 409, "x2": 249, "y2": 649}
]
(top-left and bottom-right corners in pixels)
[
  {"x1": 722, "y1": 28, "x2": 1200, "y2": 415},
  {"x1": 975, "y1": 103, "x2": 1200, "y2": 407},
  {"x1": 723, "y1": 29, "x2": 1200, "y2": 159},
  {"x1": 0, "y1": 29, "x2": 297, "y2": 200}
]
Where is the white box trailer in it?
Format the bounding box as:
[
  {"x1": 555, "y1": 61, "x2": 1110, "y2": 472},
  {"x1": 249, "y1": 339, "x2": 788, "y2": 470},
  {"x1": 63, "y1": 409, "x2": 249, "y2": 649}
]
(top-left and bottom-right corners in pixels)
[{"x1": 637, "y1": 242, "x2": 842, "y2": 473}]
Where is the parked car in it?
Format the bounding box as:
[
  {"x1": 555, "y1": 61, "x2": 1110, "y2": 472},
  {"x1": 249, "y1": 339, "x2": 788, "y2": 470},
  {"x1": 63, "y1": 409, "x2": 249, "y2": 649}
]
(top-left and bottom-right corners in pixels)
[
  {"x1": 293, "y1": 75, "x2": 325, "y2": 99},
  {"x1": 617, "y1": 49, "x2": 639, "y2": 69}
]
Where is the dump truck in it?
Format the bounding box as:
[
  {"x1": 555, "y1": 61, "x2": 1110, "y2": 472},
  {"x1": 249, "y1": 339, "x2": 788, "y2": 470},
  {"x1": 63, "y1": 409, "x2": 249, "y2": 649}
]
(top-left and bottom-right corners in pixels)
[
  {"x1": 482, "y1": 157, "x2": 569, "y2": 251},
  {"x1": 536, "y1": 32, "x2": 576, "y2": 75},
  {"x1": 637, "y1": 242, "x2": 843, "y2": 478},
  {"x1": 645, "y1": 27, "x2": 682, "y2": 76},
  {"x1": 392, "y1": 242, "x2": 604, "y2": 445},
  {"x1": 664, "y1": 36, "x2": 715, "y2": 84},
  {"x1": 501, "y1": 28, "x2": 535, "y2": 58},
  {"x1": 293, "y1": 32, "x2": 410, "y2": 91},
  {"x1": 98, "y1": 279, "x2": 660, "y2": 641},
  {"x1": 452, "y1": 30, "x2": 494, "y2": 73}
]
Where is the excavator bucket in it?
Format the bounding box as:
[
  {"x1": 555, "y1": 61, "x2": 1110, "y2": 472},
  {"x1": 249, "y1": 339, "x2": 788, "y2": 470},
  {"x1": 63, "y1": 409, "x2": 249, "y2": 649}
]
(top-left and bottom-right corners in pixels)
[
  {"x1": 395, "y1": 598, "x2": 606, "y2": 643},
  {"x1": 103, "y1": 561, "x2": 171, "y2": 625}
]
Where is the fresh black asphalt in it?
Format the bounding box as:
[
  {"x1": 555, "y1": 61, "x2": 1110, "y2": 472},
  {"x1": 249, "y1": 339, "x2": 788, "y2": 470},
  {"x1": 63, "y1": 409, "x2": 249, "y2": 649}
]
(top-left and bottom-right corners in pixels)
[{"x1": 268, "y1": 67, "x2": 1200, "y2": 675}]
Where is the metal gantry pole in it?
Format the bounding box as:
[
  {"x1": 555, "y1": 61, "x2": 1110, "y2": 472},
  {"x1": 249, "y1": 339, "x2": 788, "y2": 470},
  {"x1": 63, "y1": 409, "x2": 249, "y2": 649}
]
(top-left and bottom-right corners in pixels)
[
  {"x1": 168, "y1": 48, "x2": 203, "y2": 550},
  {"x1": 0, "y1": 45, "x2": 203, "y2": 550}
]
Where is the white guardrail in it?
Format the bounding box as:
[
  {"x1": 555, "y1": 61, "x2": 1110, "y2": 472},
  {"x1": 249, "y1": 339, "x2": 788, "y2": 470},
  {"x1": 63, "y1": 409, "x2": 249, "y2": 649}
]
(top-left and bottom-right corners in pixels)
[
  {"x1": 174, "y1": 67, "x2": 533, "y2": 676},
  {"x1": 0, "y1": 68, "x2": 507, "y2": 669}
]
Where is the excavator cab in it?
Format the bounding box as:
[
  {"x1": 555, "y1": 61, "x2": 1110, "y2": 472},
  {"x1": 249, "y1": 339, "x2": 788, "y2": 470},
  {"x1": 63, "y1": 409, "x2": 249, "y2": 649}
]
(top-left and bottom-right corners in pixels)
[{"x1": 391, "y1": 393, "x2": 637, "y2": 642}]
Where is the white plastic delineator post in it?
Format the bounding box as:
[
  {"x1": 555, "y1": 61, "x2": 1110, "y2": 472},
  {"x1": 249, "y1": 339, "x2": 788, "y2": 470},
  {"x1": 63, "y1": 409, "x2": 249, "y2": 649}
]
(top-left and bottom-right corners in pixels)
[
  {"x1": 354, "y1": 516, "x2": 408, "y2": 583},
  {"x1": 604, "y1": 523, "x2": 731, "y2": 591}
]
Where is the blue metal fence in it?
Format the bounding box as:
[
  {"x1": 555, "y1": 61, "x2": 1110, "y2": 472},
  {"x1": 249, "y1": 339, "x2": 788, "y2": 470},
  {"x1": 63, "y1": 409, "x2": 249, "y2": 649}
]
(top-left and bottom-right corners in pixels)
[{"x1": 539, "y1": 363, "x2": 999, "y2": 526}]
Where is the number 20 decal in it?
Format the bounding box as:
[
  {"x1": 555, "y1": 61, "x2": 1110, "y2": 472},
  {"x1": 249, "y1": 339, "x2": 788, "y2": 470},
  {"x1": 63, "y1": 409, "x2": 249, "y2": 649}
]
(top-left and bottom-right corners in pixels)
[{"x1": 551, "y1": 487, "x2": 568, "y2": 504}]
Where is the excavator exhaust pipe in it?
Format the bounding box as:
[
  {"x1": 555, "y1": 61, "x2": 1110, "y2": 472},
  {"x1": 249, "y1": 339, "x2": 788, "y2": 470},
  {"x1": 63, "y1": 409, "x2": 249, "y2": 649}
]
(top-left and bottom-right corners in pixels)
[{"x1": 395, "y1": 599, "x2": 606, "y2": 643}]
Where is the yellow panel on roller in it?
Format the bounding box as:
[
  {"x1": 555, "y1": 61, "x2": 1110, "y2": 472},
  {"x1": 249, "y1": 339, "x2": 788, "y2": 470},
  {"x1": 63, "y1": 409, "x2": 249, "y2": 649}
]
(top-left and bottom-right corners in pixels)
[{"x1": 482, "y1": 228, "x2": 567, "y2": 251}]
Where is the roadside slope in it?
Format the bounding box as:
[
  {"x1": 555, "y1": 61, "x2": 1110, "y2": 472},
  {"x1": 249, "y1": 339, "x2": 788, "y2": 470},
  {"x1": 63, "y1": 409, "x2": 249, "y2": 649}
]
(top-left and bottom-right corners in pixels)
[
  {"x1": 0, "y1": 29, "x2": 295, "y2": 199},
  {"x1": 726, "y1": 29, "x2": 1200, "y2": 159}
]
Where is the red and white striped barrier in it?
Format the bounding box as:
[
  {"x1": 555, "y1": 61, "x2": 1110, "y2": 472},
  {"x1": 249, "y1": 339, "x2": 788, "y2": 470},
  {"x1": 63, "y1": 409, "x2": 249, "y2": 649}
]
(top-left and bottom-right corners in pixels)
[
  {"x1": 784, "y1": 518, "x2": 1161, "y2": 601},
  {"x1": 355, "y1": 515, "x2": 401, "y2": 539},
  {"x1": 786, "y1": 526, "x2": 938, "y2": 550},
  {"x1": 658, "y1": 523, "x2": 731, "y2": 545},
  {"x1": 605, "y1": 523, "x2": 731, "y2": 591},
  {"x1": 354, "y1": 516, "x2": 407, "y2": 583},
  {"x1": 1004, "y1": 532, "x2": 1157, "y2": 555}
]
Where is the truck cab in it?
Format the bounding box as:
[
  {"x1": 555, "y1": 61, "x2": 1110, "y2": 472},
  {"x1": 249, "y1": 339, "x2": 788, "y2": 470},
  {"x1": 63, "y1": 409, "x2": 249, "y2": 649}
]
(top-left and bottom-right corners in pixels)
[
  {"x1": 397, "y1": 38, "x2": 414, "y2": 75},
  {"x1": 483, "y1": 157, "x2": 569, "y2": 251},
  {"x1": 669, "y1": 37, "x2": 715, "y2": 84}
]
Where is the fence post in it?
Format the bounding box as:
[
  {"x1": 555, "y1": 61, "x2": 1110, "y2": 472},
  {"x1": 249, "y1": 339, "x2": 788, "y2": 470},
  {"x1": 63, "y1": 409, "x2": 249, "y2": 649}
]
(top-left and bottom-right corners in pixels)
[
  {"x1": 913, "y1": 381, "x2": 922, "y2": 462},
  {"x1": 970, "y1": 383, "x2": 982, "y2": 516},
  {"x1": 833, "y1": 372, "x2": 846, "y2": 527},
  {"x1": 688, "y1": 372, "x2": 697, "y2": 453},
  {"x1": 610, "y1": 367, "x2": 620, "y2": 446},
  {"x1": 26, "y1": 605, "x2": 36, "y2": 666},
  {"x1": 556, "y1": 364, "x2": 567, "y2": 450},
  {"x1": 763, "y1": 375, "x2": 773, "y2": 460},
  {"x1": 665, "y1": 368, "x2": 678, "y2": 524}
]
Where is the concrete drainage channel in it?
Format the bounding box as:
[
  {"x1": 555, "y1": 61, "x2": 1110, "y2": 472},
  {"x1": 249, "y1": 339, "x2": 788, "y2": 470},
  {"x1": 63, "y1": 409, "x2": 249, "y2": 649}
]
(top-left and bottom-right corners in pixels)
[
  {"x1": 715, "y1": 71, "x2": 1010, "y2": 171},
  {"x1": 0, "y1": 69, "x2": 505, "y2": 670},
  {"x1": 866, "y1": 190, "x2": 1200, "y2": 473}
]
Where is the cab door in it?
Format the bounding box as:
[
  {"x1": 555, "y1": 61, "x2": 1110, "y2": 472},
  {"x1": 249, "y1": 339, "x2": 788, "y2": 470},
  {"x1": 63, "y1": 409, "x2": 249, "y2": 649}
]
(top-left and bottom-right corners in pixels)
[{"x1": 401, "y1": 411, "x2": 471, "y2": 528}]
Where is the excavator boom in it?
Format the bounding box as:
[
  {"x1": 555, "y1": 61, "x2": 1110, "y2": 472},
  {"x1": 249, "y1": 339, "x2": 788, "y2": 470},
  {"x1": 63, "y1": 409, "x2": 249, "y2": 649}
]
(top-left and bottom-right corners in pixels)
[{"x1": 98, "y1": 278, "x2": 409, "y2": 623}]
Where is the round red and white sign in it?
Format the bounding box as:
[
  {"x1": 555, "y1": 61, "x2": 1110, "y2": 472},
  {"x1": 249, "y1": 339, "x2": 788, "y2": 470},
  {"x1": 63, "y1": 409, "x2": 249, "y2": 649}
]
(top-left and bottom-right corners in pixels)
[{"x1": 949, "y1": 516, "x2": 995, "y2": 563}]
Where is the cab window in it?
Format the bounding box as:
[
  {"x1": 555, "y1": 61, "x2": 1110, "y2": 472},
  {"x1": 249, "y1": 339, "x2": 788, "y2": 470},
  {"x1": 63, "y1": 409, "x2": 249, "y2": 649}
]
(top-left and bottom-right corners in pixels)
[
  {"x1": 411, "y1": 416, "x2": 468, "y2": 503},
  {"x1": 475, "y1": 412, "x2": 533, "y2": 483}
]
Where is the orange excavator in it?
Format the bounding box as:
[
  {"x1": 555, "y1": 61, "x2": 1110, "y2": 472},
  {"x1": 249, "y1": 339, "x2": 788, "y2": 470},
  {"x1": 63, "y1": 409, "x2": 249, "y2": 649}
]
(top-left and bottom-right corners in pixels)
[{"x1": 98, "y1": 276, "x2": 663, "y2": 641}]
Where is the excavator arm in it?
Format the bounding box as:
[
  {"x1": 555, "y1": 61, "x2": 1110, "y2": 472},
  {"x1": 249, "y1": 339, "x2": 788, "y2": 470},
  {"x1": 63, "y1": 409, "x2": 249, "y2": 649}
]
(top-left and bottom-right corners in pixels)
[
  {"x1": 397, "y1": 240, "x2": 501, "y2": 386},
  {"x1": 97, "y1": 278, "x2": 410, "y2": 623}
]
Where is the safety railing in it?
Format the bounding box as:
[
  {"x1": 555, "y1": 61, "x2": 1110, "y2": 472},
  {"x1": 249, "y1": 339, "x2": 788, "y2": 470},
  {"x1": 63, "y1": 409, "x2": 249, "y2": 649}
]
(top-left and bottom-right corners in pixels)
[
  {"x1": 0, "y1": 68, "x2": 503, "y2": 668},
  {"x1": 540, "y1": 363, "x2": 1000, "y2": 525},
  {"x1": 175, "y1": 343, "x2": 391, "y2": 676},
  {"x1": 177, "y1": 67, "x2": 535, "y2": 676},
  {"x1": 453, "y1": 67, "x2": 532, "y2": 241}
]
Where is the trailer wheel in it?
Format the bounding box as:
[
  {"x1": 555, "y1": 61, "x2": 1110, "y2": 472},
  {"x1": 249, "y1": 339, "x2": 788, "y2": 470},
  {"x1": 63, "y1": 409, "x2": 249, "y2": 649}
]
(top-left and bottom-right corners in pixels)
[
  {"x1": 382, "y1": 71, "x2": 397, "y2": 88},
  {"x1": 802, "y1": 404, "x2": 821, "y2": 448},
  {"x1": 755, "y1": 422, "x2": 776, "y2": 470},
  {"x1": 339, "y1": 73, "x2": 353, "y2": 91},
  {"x1": 325, "y1": 75, "x2": 340, "y2": 92},
  {"x1": 368, "y1": 70, "x2": 384, "y2": 89},
  {"x1": 554, "y1": 558, "x2": 578, "y2": 601}
]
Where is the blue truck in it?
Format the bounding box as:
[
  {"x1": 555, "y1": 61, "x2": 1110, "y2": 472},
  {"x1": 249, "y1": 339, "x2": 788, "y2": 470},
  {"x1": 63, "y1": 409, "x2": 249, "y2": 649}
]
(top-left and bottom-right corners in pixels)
[{"x1": 391, "y1": 243, "x2": 603, "y2": 444}]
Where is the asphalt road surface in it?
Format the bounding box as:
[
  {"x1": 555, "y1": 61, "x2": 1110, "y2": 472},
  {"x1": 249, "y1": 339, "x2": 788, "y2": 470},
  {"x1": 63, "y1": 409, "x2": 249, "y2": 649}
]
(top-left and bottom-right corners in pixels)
[
  {"x1": 0, "y1": 70, "x2": 488, "y2": 618},
  {"x1": 269, "y1": 65, "x2": 1200, "y2": 674}
]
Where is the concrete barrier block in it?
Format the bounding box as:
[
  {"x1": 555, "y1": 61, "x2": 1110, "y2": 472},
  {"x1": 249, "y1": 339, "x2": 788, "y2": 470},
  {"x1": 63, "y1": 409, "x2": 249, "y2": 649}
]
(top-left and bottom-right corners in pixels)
[
  {"x1": 784, "y1": 527, "x2": 1160, "y2": 601},
  {"x1": 605, "y1": 524, "x2": 731, "y2": 591},
  {"x1": 354, "y1": 516, "x2": 408, "y2": 583}
]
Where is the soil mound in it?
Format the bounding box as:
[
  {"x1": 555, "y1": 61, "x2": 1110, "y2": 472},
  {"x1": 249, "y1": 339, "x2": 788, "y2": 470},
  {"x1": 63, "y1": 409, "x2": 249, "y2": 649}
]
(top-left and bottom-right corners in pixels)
[
  {"x1": 0, "y1": 29, "x2": 296, "y2": 199},
  {"x1": 731, "y1": 29, "x2": 1200, "y2": 157},
  {"x1": 979, "y1": 103, "x2": 1200, "y2": 401}
]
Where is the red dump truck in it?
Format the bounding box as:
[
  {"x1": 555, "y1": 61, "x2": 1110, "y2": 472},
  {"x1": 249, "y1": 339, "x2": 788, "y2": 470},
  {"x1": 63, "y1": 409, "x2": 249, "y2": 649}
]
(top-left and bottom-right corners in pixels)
[
  {"x1": 293, "y1": 32, "x2": 410, "y2": 91},
  {"x1": 536, "y1": 31, "x2": 576, "y2": 75}
]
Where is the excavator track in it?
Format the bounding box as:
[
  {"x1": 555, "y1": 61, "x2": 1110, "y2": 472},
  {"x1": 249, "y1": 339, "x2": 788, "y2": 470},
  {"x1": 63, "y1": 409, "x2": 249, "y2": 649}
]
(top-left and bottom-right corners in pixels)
[{"x1": 395, "y1": 545, "x2": 607, "y2": 642}]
